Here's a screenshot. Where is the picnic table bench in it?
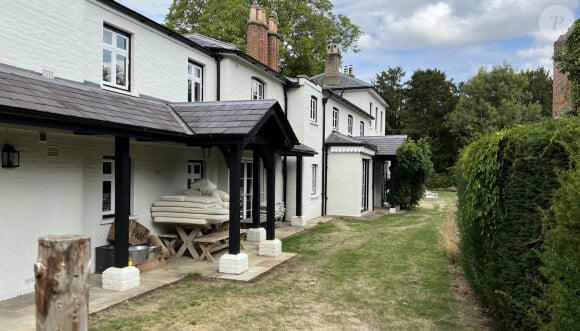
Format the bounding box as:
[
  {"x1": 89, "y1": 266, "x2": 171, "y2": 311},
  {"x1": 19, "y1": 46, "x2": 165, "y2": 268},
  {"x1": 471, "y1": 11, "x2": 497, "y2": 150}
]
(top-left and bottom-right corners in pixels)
[{"x1": 194, "y1": 229, "x2": 248, "y2": 262}]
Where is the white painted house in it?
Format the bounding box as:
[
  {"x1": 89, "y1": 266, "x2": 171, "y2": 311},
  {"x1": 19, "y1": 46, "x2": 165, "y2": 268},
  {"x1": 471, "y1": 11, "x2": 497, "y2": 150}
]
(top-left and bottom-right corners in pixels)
[{"x1": 0, "y1": 0, "x2": 404, "y2": 300}]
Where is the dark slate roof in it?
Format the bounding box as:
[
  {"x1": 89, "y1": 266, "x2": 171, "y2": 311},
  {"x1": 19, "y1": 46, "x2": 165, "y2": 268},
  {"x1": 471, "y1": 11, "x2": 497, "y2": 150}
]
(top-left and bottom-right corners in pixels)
[
  {"x1": 184, "y1": 33, "x2": 240, "y2": 51},
  {"x1": 311, "y1": 72, "x2": 373, "y2": 90},
  {"x1": 356, "y1": 135, "x2": 408, "y2": 156},
  {"x1": 0, "y1": 64, "x2": 190, "y2": 136},
  {"x1": 171, "y1": 100, "x2": 298, "y2": 145},
  {"x1": 279, "y1": 143, "x2": 318, "y2": 156},
  {"x1": 325, "y1": 131, "x2": 376, "y2": 151}
]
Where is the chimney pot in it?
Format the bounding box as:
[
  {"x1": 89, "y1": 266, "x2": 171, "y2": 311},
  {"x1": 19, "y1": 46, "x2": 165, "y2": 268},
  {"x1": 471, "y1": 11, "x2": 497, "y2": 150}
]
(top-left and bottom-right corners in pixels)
[{"x1": 348, "y1": 65, "x2": 353, "y2": 76}]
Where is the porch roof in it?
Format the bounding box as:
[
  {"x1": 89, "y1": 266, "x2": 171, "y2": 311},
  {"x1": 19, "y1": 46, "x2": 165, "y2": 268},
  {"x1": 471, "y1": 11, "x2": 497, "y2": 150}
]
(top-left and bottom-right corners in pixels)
[{"x1": 356, "y1": 135, "x2": 408, "y2": 158}]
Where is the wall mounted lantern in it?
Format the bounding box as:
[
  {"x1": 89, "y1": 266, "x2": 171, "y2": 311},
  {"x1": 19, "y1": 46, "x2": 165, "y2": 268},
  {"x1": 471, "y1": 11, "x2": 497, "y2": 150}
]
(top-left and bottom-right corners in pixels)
[
  {"x1": 2, "y1": 144, "x2": 20, "y2": 168},
  {"x1": 202, "y1": 146, "x2": 212, "y2": 159}
]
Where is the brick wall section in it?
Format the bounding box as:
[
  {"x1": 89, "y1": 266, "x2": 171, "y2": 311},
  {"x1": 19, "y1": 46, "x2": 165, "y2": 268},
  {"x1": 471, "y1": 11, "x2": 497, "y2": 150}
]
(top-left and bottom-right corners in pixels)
[
  {"x1": 553, "y1": 34, "x2": 572, "y2": 117},
  {"x1": 267, "y1": 18, "x2": 280, "y2": 72}
]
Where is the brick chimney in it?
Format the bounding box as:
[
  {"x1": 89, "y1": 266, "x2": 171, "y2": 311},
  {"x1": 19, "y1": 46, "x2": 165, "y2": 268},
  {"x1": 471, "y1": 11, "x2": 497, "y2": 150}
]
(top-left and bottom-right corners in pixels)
[
  {"x1": 553, "y1": 33, "x2": 572, "y2": 117},
  {"x1": 267, "y1": 17, "x2": 280, "y2": 72},
  {"x1": 247, "y1": 5, "x2": 268, "y2": 66}
]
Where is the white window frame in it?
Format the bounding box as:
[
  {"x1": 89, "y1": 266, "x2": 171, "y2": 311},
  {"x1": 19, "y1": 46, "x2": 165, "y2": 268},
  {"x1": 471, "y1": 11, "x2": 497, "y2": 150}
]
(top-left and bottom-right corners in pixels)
[
  {"x1": 380, "y1": 110, "x2": 384, "y2": 133},
  {"x1": 251, "y1": 78, "x2": 265, "y2": 100},
  {"x1": 102, "y1": 158, "x2": 115, "y2": 218},
  {"x1": 375, "y1": 107, "x2": 379, "y2": 130},
  {"x1": 310, "y1": 96, "x2": 318, "y2": 123},
  {"x1": 311, "y1": 164, "x2": 318, "y2": 195},
  {"x1": 188, "y1": 62, "x2": 203, "y2": 102},
  {"x1": 187, "y1": 160, "x2": 204, "y2": 188},
  {"x1": 102, "y1": 25, "x2": 130, "y2": 90},
  {"x1": 347, "y1": 115, "x2": 353, "y2": 136},
  {"x1": 360, "y1": 121, "x2": 364, "y2": 136},
  {"x1": 332, "y1": 107, "x2": 339, "y2": 130}
]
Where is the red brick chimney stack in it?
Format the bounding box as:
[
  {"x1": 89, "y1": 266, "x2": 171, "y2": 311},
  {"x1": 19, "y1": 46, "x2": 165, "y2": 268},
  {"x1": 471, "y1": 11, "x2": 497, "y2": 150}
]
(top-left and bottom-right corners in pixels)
[
  {"x1": 267, "y1": 17, "x2": 280, "y2": 72},
  {"x1": 553, "y1": 34, "x2": 572, "y2": 117},
  {"x1": 247, "y1": 5, "x2": 268, "y2": 66}
]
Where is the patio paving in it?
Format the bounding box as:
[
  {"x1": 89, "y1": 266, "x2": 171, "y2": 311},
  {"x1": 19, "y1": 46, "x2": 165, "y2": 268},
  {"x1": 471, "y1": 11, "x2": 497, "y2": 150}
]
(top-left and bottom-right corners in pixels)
[{"x1": 0, "y1": 216, "x2": 333, "y2": 331}]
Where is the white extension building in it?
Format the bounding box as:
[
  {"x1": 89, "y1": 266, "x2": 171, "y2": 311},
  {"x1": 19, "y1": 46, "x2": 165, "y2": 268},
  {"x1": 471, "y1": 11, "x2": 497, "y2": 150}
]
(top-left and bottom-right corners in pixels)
[{"x1": 0, "y1": 0, "x2": 405, "y2": 300}]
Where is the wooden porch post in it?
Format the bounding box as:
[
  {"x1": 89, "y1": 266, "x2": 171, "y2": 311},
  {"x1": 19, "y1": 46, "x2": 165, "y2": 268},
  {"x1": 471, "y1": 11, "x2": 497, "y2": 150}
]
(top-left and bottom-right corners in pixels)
[
  {"x1": 114, "y1": 136, "x2": 130, "y2": 267},
  {"x1": 262, "y1": 147, "x2": 276, "y2": 240},
  {"x1": 221, "y1": 144, "x2": 243, "y2": 254},
  {"x1": 252, "y1": 149, "x2": 261, "y2": 228},
  {"x1": 35, "y1": 235, "x2": 90, "y2": 331},
  {"x1": 389, "y1": 160, "x2": 396, "y2": 208}
]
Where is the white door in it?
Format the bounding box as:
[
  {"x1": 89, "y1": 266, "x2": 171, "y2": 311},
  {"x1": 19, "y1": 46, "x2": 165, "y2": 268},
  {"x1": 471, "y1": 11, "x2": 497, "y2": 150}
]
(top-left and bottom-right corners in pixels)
[{"x1": 240, "y1": 161, "x2": 253, "y2": 219}]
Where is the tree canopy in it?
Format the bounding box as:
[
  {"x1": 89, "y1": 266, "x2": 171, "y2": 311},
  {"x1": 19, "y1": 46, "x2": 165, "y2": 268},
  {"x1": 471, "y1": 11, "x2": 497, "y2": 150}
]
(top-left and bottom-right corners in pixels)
[
  {"x1": 165, "y1": 0, "x2": 362, "y2": 77},
  {"x1": 447, "y1": 63, "x2": 550, "y2": 146}
]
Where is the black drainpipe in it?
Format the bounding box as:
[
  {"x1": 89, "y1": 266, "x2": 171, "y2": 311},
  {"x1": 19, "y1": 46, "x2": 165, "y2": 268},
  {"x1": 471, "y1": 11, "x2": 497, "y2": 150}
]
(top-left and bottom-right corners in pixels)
[
  {"x1": 321, "y1": 97, "x2": 328, "y2": 216},
  {"x1": 215, "y1": 54, "x2": 222, "y2": 101}
]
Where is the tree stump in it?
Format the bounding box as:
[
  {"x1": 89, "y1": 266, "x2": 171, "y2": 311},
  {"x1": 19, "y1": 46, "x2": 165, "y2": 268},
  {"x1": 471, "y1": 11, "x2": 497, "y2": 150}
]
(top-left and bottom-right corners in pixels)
[{"x1": 35, "y1": 235, "x2": 91, "y2": 331}]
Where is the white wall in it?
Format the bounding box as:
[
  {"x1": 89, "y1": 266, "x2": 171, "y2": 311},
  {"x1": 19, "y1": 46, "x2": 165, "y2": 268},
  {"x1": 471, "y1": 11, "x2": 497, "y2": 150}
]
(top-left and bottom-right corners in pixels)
[
  {"x1": 341, "y1": 89, "x2": 387, "y2": 136},
  {"x1": 325, "y1": 98, "x2": 371, "y2": 139},
  {"x1": 0, "y1": 0, "x2": 217, "y2": 103}
]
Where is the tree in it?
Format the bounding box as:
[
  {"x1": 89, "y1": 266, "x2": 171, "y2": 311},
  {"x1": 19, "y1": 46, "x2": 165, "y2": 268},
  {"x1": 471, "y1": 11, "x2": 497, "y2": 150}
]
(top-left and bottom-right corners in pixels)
[
  {"x1": 522, "y1": 67, "x2": 553, "y2": 117},
  {"x1": 373, "y1": 67, "x2": 405, "y2": 134},
  {"x1": 165, "y1": 0, "x2": 362, "y2": 77},
  {"x1": 447, "y1": 63, "x2": 547, "y2": 146},
  {"x1": 554, "y1": 19, "x2": 580, "y2": 111},
  {"x1": 400, "y1": 69, "x2": 459, "y2": 172}
]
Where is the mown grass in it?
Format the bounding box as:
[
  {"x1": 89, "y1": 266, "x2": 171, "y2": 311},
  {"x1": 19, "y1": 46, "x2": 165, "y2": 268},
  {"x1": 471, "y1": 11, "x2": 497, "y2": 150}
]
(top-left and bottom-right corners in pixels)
[{"x1": 90, "y1": 192, "x2": 487, "y2": 330}]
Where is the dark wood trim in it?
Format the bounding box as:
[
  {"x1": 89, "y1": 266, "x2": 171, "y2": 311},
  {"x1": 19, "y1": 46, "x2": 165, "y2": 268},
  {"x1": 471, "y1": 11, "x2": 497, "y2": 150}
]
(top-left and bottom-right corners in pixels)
[
  {"x1": 252, "y1": 150, "x2": 261, "y2": 228},
  {"x1": 296, "y1": 155, "x2": 303, "y2": 217},
  {"x1": 113, "y1": 136, "x2": 130, "y2": 267},
  {"x1": 262, "y1": 147, "x2": 276, "y2": 241}
]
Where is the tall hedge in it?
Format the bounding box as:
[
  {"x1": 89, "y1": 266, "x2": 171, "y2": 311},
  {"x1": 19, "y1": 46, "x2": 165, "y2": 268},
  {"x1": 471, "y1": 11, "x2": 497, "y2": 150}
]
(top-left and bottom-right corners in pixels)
[{"x1": 456, "y1": 116, "x2": 580, "y2": 329}]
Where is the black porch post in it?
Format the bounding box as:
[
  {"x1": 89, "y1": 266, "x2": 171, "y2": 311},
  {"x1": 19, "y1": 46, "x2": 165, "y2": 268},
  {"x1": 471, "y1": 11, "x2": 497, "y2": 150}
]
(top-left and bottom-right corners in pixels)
[
  {"x1": 114, "y1": 136, "x2": 130, "y2": 267},
  {"x1": 263, "y1": 148, "x2": 276, "y2": 240},
  {"x1": 296, "y1": 155, "x2": 303, "y2": 217},
  {"x1": 381, "y1": 161, "x2": 386, "y2": 207},
  {"x1": 252, "y1": 150, "x2": 261, "y2": 228},
  {"x1": 221, "y1": 144, "x2": 243, "y2": 255},
  {"x1": 389, "y1": 160, "x2": 396, "y2": 209}
]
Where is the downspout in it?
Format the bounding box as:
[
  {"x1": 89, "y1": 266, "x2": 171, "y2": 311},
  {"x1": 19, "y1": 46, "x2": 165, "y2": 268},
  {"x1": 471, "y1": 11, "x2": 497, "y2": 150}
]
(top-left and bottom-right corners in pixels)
[
  {"x1": 321, "y1": 97, "x2": 328, "y2": 216},
  {"x1": 215, "y1": 54, "x2": 222, "y2": 101}
]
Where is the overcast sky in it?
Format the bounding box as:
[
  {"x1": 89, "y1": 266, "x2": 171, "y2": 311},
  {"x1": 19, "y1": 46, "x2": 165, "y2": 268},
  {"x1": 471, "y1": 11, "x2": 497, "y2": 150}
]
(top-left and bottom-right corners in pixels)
[{"x1": 116, "y1": 0, "x2": 578, "y2": 84}]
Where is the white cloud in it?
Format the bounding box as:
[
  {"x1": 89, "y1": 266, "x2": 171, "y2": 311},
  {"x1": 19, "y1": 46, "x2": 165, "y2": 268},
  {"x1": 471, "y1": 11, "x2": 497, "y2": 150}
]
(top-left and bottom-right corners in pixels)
[{"x1": 116, "y1": 0, "x2": 172, "y2": 23}]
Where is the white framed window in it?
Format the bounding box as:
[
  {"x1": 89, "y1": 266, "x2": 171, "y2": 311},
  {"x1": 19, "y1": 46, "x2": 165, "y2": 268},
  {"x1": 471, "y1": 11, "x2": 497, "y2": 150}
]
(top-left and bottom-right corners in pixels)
[
  {"x1": 332, "y1": 107, "x2": 339, "y2": 130},
  {"x1": 310, "y1": 96, "x2": 318, "y2": 122},
  {"x1": 311, "y1": 164, "x2": 318, "y2": 194},
  {"x1": 102, "y1": 25, "x2": 130, "y2": 90},
  {"x1": 347, "y1": 115, "x2": 353, "y2": 136},
  {"x1": 251, "y1": 78, "x2": 265, "y2": 99},
  {"x1": 187, "y1": 160, "x2": 204, "y2": 188},
  {"x1": 380, "y1": 110, "x2": 384, "y2": 133},
  {"x1": 188, "y1": 62, "x2": 203, "y2": 102},
  {"x1": 102, "y1": 158, "x2": 115, "y2": 218},
  {"x1": 375, "y1": 107, "x2": 379, "y2": 130},
  {"x1": 360, "y1": 121, "x2": 364, "y2": 136}
]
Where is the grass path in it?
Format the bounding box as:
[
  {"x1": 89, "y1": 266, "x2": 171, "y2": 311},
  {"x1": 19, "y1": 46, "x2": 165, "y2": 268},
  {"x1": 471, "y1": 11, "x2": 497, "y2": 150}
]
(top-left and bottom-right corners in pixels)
[{"x1": 90, "y1": 192, "x2": 489, "y2": 330}]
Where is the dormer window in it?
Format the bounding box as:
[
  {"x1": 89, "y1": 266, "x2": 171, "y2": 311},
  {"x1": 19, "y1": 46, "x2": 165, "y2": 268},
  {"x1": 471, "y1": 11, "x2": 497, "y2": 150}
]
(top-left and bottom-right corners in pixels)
[
  {"x1": 102, "y1": 25, "x2": 130, "y2": 90},
  {"x1": 188, "y1": 62, "x2": 203, "y2": 102},
  {"x1": 347, "y1": 115, "x2": 353, "y2": 136}
]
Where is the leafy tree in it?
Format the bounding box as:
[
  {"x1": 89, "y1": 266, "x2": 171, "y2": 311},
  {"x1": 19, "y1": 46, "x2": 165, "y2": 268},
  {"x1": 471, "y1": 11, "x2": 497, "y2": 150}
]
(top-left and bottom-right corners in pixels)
[
  {"x1": 372, "y1": 66, "x2": 405, "y2": 134},
  {"x1": 387, "y1": 138, "x2": 433, "y2": 209},
  {"x1": 523, "y1": 67, "x2": 553, "y2": 117},
  {"x1": 401, "y1": 69, "x2": 459, "y2": 172},
  {"x1": 554, "y1": 19, "x2": 580, "y2": 111},
  {"x1": 165, "y1": 0, "x2": 362, "y2": 77},
  {"x1": 447, "y1": 63, "x2": 547, "y2": 146}
]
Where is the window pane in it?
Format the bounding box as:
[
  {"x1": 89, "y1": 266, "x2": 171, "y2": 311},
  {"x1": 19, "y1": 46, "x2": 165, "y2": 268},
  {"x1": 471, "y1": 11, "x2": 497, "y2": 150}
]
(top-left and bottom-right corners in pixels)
[
  {"x1": 195, "y1": 67, "x2": 201, "y2": 78},
  {"x1": 103, "y1": 161, "x2": 112, "y2": 175},
  {"x1": 103, "y1": 29, "x2": 113, "y2": 44},
  {"x1": 116, "y1": 55, "x2": 126, "y2": 86},
  {"x1": 194, "y1": 82, "x2": 202, "y2": 102},
  {"x1": 102, "y1": 50, "x2": 112, "y2": 82},
  {"x1": 102, "y1": 181, "x2": 112, "y2": 212},
  {"x1": 188, "y1": 78, "x2": 192, "y2": 102},
  {"x1": 188, "y1": 63, "x2": 193, "y2": 75},
  {"x1": 116, "y1": 35, "x2": 127, "y2": 50}
]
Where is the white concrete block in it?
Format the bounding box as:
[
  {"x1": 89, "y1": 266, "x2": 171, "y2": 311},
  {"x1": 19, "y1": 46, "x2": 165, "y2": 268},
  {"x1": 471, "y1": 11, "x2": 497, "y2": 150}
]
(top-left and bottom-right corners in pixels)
[
  {"x1": 259, "y1": 239, "x2": 282, "y2": 257},
  {"x1": 389, "y1": 207, "x2": 397, "y2": 214},
  {"x1": 291, "y1": 216, "x2": 307, "y2": 226},
  {"x1": 102, "y1": 266, "x2": 140, "y2": 291},
  {"x1": 246, "y1": 227, "x2": 266, "y2": 242},
  {"x1": 219, "y1": 253, "x2": 248, "y2": 274}
]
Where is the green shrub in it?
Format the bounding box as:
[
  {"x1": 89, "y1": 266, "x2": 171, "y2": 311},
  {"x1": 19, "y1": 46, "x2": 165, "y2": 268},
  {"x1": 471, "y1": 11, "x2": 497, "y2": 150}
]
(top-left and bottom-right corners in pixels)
[
  {"x1": 456, "y1": 117, "x2": 580, "y2": 329},
  {"x1": 425, "y1": 170, "x2": 456, "y2": 189},
  {"x1": 387, "y1": 138, "x2": 433, "y2": 209}
]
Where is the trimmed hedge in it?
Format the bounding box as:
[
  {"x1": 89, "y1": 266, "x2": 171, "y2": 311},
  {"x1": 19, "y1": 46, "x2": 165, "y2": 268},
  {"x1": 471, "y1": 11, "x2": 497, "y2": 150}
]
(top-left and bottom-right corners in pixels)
[{"x1": 456, "y1": 117, "x2": 580, "y2": 329}]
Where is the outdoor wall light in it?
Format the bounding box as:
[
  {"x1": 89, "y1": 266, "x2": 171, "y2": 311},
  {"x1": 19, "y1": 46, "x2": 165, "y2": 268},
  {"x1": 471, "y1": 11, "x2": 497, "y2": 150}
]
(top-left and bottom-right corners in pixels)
[
  {"x1": 2, "y1": 144, "x2": 20, "y2": 168},
  {"x1": 202, "y1": 146, "x2": 212, "y2": 159}
]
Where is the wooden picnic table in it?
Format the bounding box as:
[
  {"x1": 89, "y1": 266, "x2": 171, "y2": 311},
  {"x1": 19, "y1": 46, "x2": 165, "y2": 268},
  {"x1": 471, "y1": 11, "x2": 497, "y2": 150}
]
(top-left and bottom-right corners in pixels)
[{"x1": 153, "y1": 218, "x2": 227, "y2": 259}]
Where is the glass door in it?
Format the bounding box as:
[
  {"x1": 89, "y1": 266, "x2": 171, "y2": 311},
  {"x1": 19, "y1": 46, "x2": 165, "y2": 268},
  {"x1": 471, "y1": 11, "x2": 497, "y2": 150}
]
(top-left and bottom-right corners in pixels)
[
  {"x1": 361, "y1": 159, "x2": 370, "y2": 211},
  {"x1": 240, "y1": 161, "x2": 253, "y2": 219}
]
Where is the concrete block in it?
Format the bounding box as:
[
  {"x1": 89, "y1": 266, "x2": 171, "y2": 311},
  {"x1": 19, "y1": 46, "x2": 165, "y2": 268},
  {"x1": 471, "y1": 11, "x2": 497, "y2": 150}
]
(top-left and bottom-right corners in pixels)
[
  {"x1": 259, "y1": 239, "x2": 282, "y2": 257},
  {"x1": 219, "y1": 253, "x2": 248, "y2": 274},
  {"x1": 389, "y1": 207, "x2": 397, "y2": 214},
  {"x1": 291, "y1": 216, "x2": 307, "y2": 226},
  {"x1": 246, "y1": 227, "x2": 266, "y2": 242},
  {"x1": 102, "y1": 266, "x2": 140, "y2": 291}
]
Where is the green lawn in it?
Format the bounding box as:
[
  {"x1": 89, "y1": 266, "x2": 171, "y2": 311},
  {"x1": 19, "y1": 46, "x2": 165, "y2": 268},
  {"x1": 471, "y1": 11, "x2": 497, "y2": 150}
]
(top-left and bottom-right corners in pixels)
[{"x1": 90, "y1": 192, "x2": 488, "y2": 330}]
